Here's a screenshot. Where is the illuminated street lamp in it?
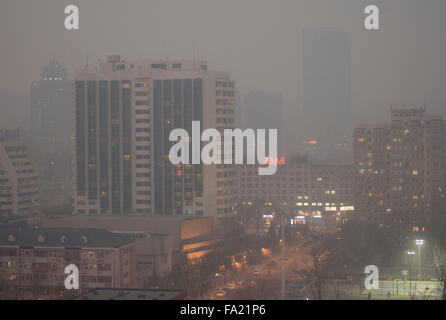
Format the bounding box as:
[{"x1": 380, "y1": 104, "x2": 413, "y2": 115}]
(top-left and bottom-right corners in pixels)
[
  {"x1": 415, "y1": 239, "x2": 424, "y2": 280},
  {"x1": 406, "y1": 250, "x2": 416, "y2": 281}
]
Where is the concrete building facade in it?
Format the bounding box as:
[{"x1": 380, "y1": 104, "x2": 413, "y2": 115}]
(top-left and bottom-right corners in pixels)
[
  {"x1": 0, "y1": 225, "x2": 136, "y2": 299},
  {"x1": 354, "y1": 107, "x2": 446, "y2": 223},
  {"x1": 0, "y1": 129, "x2": 39, "y2": 217},
  {"x1": 73, "y1": 56, "x2": 236, "y2": 218},
  {"x1": 236, "y1": 155, "x2": 355, "y2": 222}
]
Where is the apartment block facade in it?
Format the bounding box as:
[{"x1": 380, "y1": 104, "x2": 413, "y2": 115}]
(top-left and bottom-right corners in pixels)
[
  {"x1": 354, "y1": 107, "x2": 445, "y2": 223},
  {"x1": 0, "y1": 129, "x2": 39, "y2": 217},
  {"x1": 0, "y1": 225, "x2": 136, "y2": 299}
]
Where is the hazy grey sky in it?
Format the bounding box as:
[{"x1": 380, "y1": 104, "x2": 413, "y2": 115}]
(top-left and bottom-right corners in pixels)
[{"x1": 1, "y1": 0, "x2": 446, "y2": 143}]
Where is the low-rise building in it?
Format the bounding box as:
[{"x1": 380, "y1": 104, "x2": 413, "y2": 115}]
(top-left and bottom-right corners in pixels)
[
  {"x1": 236, "y1": 155, "x2": 354, "y2": 227},
  {"x1": 72, "y1": 288, "x2": 188, "y2": 300},
  {"x1": 0, "y1": 225, "x2": 136, "y2": 299}
]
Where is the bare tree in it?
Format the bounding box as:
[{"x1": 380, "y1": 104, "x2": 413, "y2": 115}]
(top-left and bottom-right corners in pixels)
[
  {"x1": 297, "y1": 234, "x2": 340, "y2": 300},
  {"x1": 433, "y1": 244, "x2": 446, "y2": 300},
  {"x1": 331, "y1": 280, "x2": 345, "y2": 300}
]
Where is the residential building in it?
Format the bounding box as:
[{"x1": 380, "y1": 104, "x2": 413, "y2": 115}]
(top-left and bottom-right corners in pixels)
[
  {"x1": 0, "y1": 225, "x2": 136, "y2": 299},
  {"x1": 0, "y1": 129, "x2": 39, "y2": 217},
  {"x1": 354, "y1": 106, "x2": 445, "y2": 224}
]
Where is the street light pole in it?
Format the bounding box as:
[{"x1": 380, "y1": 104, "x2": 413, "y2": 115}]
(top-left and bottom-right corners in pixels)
[
  {"x1": 281, "y1": 215, "x2": 285, "y2": 300},
  {"x1": 418, "y1": 244, "x2": 421, "y2": 280},
  {"x1": 416, "y1": 239, "x2": 424, "y2": 280}
]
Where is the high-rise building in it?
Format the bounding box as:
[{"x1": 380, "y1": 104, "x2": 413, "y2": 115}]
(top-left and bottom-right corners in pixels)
[
  {"x1": 0, "y1": 129, "x2": 39, "y2": 217},
  {"x1": 301, "y1": 28, "x2": 352, "y2": 164},
  {"x1": 73, "y1": 56, "x2": 236, "y2": 218},
  {"x1": 234, "y1": 89, "x2": 241, "y2": 129},
  {"x1": 243, "y1": 90, "x2": 284, "y2": 152},
  {"x1": 354, "y1": 107, "x2": 445, "y2": 224},
  {"x1": 30, "y1": 60, "x2": 72, "y2": 207}
]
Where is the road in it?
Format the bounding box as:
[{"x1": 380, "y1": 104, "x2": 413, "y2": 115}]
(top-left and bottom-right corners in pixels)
[{"x1": 195, "y1": 238, "x2": 314, "y2": 300}]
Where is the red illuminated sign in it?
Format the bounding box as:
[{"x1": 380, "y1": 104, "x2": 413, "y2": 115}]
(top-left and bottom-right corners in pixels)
[{"x1": 264, "y1": 157, "x2": 285, "y2": 165}]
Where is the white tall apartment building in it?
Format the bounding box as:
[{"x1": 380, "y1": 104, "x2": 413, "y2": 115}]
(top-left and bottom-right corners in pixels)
[
  {"x1": 73, "y1": 55, "x2": 236, "y2": 218},
  {"x1": 0, "y1": 129, "x2": 39, "y2": 216}
]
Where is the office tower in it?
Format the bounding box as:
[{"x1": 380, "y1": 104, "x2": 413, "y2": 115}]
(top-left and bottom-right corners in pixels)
[
  {"x1": 354, "y1": 107, "x2": 445, "y2": 224},
  {"x1": 73, "y1": 56, "x2": 236, "y2": 218},
  {"x1": 30, "y1": 60, "x2": 72, "y2": 207},
  {"x1": 243, "y1": 90, "x2": 284, "y2": 152},
  {"x1": 301, "y1": 28, "x2": 352, "y2": 164},
  {"x1": 0, "y1": 129, "x2": 39, "y2": 216}
]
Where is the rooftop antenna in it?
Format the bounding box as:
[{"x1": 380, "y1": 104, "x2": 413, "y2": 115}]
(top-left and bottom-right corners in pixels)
[
  {"x1": 85, "y1": 53, "x2": 89, "y2": 73},
  {"x1": 193, "y1": 40, "x2": 196, "y2": 70}
]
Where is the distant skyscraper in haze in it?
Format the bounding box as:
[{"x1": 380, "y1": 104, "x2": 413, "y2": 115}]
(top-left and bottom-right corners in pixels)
[
  {"x1": 30, "y1": 60, "x2": 72, "y2": 208},
  {"x1": 301, "y1": 28, "x2": 352, "y2": 164},
  {"x1": 243, "y1": 91, "x2": 284, "y2": 152},
  {"x1": 73, "y1": 55, "x2": 236, "y2": 218}
]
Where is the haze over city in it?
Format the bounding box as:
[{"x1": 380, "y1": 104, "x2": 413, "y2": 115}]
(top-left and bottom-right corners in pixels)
[
  {"x1": 2, "y1": 0, "x2": 446, "y2": 150},
  {"x1": 0, "y1": 0, "x2": 446, "y2": 303}
]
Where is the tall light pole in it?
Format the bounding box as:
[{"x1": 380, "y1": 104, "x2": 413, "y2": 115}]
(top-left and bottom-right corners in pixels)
[
  {"x1": 407, "y1": 249, "x2": 416, "y2": 294},
  {"x1": 416, "y1": 239, "x2": 424, "y2": 280},
  {"x1": 407, "y1": 250, "x2": 416, "y2": 279},
  {"x1": 281, "y1": 215, "x2": 285, "y2": 300}
]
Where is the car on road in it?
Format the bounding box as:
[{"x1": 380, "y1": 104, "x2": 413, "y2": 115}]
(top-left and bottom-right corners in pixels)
[
  {"x1": 227, "y1": 282, "x2": 236, "y2": 290},
  {"x1": 236, "y1": 280, "x2": 245, "y2": 287},
  {"x1": 252, "y1": 269, "x2": 261, "y2": 276},
  {"x1": 216, "y1": 288, "x2": 230, "y2": 297},
  {"x1": 203, "y1": 293, "x2": 214, "y2": 300},
  {"x1": 268, "y1": 260, "x2": 277, "y2": 267}
]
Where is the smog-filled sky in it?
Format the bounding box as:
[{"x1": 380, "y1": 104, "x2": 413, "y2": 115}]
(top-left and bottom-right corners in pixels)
[{"x1": 1, "y1": 0, "x2": 446, "y2": 146}]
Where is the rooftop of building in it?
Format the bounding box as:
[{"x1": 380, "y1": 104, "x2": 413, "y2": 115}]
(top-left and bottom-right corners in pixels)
[
  {"x1": 356, "y1": 106, "x2": 444, "y2": 129},
  {"x1": 72, "y1": 288, "x2": 188, "y2": 300},
  {"x1": 0, "y1": 225, "x2": 135, "y2": 248},
  {"x1": 74, "y1": 55, "x2": 234, "y2": 81},
  {"x1": 0, "y1": 128, "x2": 22, "y2": 141},
  {"x1": 41, "y1": 59, "x2": 67, "y2": 80},
  {"x1": 46, "y1": 213, "x2": 208, "y2": 222}
]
